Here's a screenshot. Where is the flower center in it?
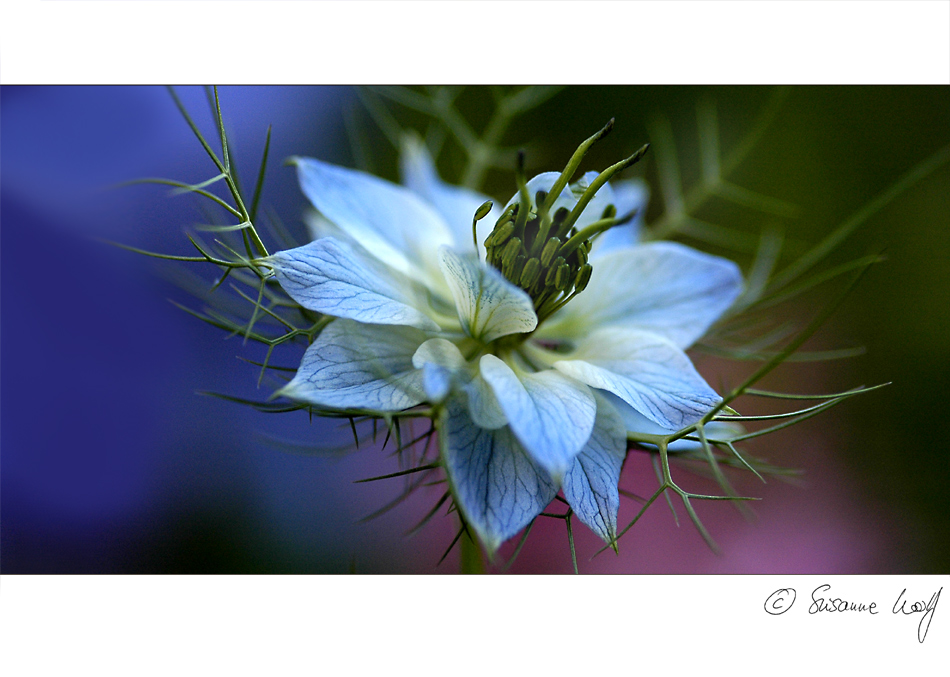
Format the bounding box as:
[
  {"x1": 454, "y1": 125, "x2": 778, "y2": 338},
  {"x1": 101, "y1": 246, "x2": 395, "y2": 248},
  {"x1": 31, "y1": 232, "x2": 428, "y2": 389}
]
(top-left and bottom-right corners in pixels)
[
  {"x1": 481, "y1": 121, "x2": 649, "y2": 326},
  {"x1": 484, "y1": 196, "x2": 597, "y2": 323}
]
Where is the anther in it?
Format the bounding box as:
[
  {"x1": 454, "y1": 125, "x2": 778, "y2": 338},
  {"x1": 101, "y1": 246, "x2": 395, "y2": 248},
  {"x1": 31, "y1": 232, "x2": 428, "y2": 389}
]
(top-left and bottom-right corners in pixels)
[
  {"x1": 501, "y1": 237, "x2": 523, "y2": 268},
  {"x1": 555, "y1": 264, "x2": 572, "y2": 291},
  {"x1": 520, "y1": 258, "x2": 541, "y2": 287},
  {"x1": 472, "y1": 200, "x2": 493, "y2": 259},
  {"x1": 507, "y1": 254, "x2": 526, "y2": 283},
  {"x1": 575, "y1": 264, "x2": 593, "y2": 292},
  {"x1": 487, "y1": 220, "x2": 515, "y2": 248},
  {"x1": 540, "y1": 237, "x2": 561, "y2": 266},
  {"x1": 544, "y1": 257, "x2": 564, "y2": 288}
]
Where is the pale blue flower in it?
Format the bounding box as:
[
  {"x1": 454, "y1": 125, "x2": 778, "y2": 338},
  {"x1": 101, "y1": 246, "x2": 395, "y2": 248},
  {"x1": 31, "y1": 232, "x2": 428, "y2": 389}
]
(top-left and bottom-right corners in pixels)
[{"x1": 265, "y1": 140, "x2": 743, "y2": 554}]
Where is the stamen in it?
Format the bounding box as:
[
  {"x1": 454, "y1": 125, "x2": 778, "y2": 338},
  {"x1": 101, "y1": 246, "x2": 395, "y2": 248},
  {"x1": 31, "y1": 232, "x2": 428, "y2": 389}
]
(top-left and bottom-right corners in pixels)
[
  {"x1": 554, "y1": 263, "x2": 571, "y2": 291},
  {"x1": 520, "y1": 258, "x2": 541, "y2": 287},
  {"x1": 507, "y1": 254, "x2": 526, "y2": 283},
  {"x1": 501, "y1": 237, "x2": 522, "y2": 268},
  {"x1": 575, "y1": 264, "x2": 593, "y2": 292},
  {"x1": 486, "y1": 220, "x2": 515, "y2": 248},
  {"x1": 540, "y1": 237, "x2": 561, "y2": 267},
  {"x1": 576, "y1": 244, "x2": 589, "y2": 267},
  {"x1": 472, "y1": 200, "x2": 493, "y2": 260},
  {"x1": 480, "y1": 128, "x2": 649, "y2": 333}
]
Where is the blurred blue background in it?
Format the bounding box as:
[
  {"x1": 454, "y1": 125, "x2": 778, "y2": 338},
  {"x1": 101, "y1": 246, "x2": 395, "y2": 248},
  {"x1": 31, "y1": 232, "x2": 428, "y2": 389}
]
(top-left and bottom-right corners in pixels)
[{"x1": 2, "y1": 86, "x2": 948, "y2": 573}]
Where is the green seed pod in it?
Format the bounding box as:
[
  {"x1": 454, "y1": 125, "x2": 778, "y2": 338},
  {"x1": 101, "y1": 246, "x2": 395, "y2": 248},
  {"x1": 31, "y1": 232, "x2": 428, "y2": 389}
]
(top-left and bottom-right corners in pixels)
[
  {"x1": 576, "y1": 246, "x2": 588, "y2": 267},
  {"x1": 540, "y1": 237, "x2": 561, "y2": 266},
  {"x1": 601, "y1": 204, "x2": 617, "y2": 220},
  {"x1": 575, "y1": 264, "x2": 593, "y2": 292},
  {"x1": 520, "y1": 258, "x2": 541, "y2": 287}
]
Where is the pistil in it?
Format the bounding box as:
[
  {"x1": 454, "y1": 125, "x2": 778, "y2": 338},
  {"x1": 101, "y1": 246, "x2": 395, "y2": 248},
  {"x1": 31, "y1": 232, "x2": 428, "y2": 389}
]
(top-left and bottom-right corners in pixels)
[{"x1": 481, "y1": 122, "x2": 650, "y2": 326}]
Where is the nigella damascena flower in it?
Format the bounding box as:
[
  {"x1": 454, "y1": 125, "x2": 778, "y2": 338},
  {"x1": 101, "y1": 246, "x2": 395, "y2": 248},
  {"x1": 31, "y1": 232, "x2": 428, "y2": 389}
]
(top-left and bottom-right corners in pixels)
[{"x1": 264, "y1": 133, "x2": 743, "y2": 554}]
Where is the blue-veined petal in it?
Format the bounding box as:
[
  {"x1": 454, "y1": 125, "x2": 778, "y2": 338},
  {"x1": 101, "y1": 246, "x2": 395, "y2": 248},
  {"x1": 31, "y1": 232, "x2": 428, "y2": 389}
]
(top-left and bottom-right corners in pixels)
[
  {"x1": 543, "y1": 241, "x2": 743, "y2": 349},
  {"x1": 292, "y1": 157, "x2": 452, "y2": 287},
  {"x1": 440, "y1": 399, "x2": 557, "y2": 555},
  {"x1": 399, "y1": 135, "x2": 502, "y2": 257},
  {"x1": 464, "y1": 371, "x2": 508, "y2": 430},
  {"x1": 278, "y1": 320, "x2": 425, "y2": 411},
  {"x1": 478, "y1": 354, "x2": 595, "y2": 481},
  {"x1": 561, "y1": 393, "x2": 628, "y2": 543},
  {"x1": 268, "y1": 237, "x2": 441, "y2": 331},
  {"x1": 409, "y1": 337, "x2": 508, "y2": 427},
  {"x1": 552, "y1": 328, "x2": 721, "y2": 431},
  {"x1": 438, "y1": 247, "x2": 537, "y2": 343},
  {"x1": 605, "y1": 392, "x2": 743, "y2": 450},
  {"x1": 412, "y1": 338, "x2": 467, "y2": 403}
]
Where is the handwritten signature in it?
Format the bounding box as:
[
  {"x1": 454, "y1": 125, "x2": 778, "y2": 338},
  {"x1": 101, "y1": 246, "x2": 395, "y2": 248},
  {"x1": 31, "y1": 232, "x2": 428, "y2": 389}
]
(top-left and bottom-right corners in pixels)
[{"x1": 764, "y1": 584, "x2": 941, "y2": 643}]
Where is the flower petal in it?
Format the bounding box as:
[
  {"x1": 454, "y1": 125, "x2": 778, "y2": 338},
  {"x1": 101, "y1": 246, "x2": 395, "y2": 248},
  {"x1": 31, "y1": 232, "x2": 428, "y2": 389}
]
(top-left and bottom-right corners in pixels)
[
  {"x1": 412, "y1": 338, "x2": 468, "y2": 403},
  {"x1": 552, "y1": 328, "x2": 721, "y2": 431},
  {"x1": 440, "y1": 399, "x2": 557, "y2": 555},
  {"x1": 399, "y1": 135, "x2": 501, "y2": 257},
  {"x1": 268, "y1": 237, "x2": 441, "y2": 331},
  {"x1": 478, "y1": 354, "x2": 595, "y2": 481},
  {"x1": 544, "y1": 241, "x2": 743, "y2": 349},
  {"x1": 278, "y1": 320, "x2": 425, "y2": 411},
  {"x1": 503, "y1": 172, "x2": 575, "y2": 216},
  {"x1": 464, "y1": 371, "x2": 508, "y2": 430},
  {"x1": 561, "y1": 393, "x2": 628, "y2": 543},
  {"x1": 605, "y1": 392, "x2": 743, "y2": 450},
  {"x1": 293, "y1": 156, "x2": 452, "y2": 286},
  {"x1": 502, "y1": 172, "x2": 617, "y2": 229},
  {"x1": 438, "y1": 247, "x2": 537, "y2": 343}
]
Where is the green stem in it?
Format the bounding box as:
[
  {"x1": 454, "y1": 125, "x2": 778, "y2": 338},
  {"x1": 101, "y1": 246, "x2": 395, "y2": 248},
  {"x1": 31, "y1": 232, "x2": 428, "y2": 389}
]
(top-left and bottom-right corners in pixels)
[{"x1": 460, "y1": 528, "x2": 485, "y2": 574}]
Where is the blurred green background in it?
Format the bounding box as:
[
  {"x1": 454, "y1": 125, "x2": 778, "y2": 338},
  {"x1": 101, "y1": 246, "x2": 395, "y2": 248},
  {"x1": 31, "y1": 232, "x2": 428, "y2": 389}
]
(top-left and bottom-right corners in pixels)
[{"x1": 3, "y1": 86, "x2": 948, "y2": 573}]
